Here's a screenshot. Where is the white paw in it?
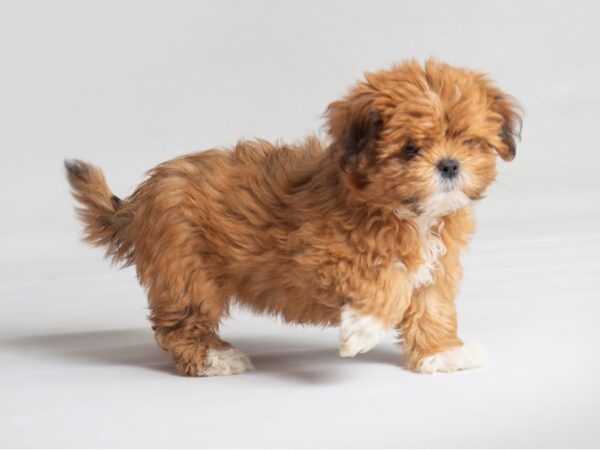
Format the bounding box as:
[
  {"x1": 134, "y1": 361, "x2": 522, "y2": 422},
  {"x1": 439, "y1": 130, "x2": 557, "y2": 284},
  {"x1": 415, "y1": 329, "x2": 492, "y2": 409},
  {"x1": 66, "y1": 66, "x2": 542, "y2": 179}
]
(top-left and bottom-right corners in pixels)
[
  {"x1": 199, "y1": 347, "x2": 253, "y2": 376},
  {"x1": 339, "y1": 305, "x2": 387, "y2": 357},
  {"x1": 418, "y1": 341, "x2": 488, "y2": 373}
]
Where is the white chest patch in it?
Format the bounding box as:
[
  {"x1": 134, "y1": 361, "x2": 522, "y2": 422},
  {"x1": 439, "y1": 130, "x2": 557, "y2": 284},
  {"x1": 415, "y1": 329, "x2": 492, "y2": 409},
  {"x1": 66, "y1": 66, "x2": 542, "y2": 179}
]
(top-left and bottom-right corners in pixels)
[{"x1": 396, "y1": 217, "x2": 446, "y2": 289}]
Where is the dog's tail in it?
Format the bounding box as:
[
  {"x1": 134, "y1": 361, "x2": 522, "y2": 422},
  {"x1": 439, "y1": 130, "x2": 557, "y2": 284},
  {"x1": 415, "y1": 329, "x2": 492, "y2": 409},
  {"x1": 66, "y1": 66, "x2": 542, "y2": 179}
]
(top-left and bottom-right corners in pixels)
[{"x1": 64, "y1": 159, "x2": 134, "y2": 265}]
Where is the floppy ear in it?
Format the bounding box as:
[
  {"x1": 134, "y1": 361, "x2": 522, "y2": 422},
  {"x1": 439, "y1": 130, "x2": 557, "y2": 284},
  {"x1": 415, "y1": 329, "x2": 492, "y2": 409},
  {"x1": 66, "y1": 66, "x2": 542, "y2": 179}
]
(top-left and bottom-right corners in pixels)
[
  {"x1": 326, "y1": 92, "x2": 383, "y2": 170},
  {"x1": 488, "y1": 89, "x2": 522, "y2": 161}
]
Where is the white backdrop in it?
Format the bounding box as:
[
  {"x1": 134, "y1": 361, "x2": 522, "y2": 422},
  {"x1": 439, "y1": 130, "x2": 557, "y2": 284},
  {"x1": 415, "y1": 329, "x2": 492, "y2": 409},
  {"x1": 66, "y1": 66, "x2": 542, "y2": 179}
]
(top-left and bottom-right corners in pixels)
[{"x1": 1, "y1": 1, "x2": 599, "y2": 448}]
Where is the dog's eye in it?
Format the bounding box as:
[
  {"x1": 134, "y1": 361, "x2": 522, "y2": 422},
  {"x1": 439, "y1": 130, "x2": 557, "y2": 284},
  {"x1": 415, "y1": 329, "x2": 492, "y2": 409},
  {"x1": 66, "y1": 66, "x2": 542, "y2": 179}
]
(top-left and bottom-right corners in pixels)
[{"x1": 402, "y1": 143, "x2": 420, "y2": 155}]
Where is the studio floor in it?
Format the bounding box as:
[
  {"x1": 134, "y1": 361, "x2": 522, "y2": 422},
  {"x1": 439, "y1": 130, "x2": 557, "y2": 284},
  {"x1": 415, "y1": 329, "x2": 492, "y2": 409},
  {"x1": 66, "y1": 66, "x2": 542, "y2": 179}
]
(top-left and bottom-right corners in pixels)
[{"x1": 1, "y1": 219, "x2": 599, "y2": 448}]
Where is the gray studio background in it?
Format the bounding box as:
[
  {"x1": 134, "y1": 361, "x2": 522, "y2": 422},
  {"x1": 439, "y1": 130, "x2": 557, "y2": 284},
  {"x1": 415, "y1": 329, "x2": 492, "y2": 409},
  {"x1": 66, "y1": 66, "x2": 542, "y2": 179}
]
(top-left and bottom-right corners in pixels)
[{"x1": 1, "y1": 1, "x2": 599, "y2": 448}]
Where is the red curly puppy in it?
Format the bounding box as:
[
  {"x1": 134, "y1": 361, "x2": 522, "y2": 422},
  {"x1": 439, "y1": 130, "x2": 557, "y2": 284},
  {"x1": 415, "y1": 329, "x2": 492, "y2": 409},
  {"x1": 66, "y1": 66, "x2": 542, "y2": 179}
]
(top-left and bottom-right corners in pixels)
[{"x1": 66, "y1": 59, "x2": 520, "y2": 376}]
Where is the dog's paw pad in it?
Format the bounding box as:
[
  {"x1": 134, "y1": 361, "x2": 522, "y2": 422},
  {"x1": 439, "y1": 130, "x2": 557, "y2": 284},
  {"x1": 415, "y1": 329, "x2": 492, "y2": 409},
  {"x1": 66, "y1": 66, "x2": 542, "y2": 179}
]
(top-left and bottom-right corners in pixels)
[
  {"x1": 199, "y1": 347, "x2": 253, "y2": 376},
  {"x1": 418, "y1": 341, "x2": 488, "y2": 373},
  {"x1": 339, "y1": 306, "x2": 387, "y2": 357}
]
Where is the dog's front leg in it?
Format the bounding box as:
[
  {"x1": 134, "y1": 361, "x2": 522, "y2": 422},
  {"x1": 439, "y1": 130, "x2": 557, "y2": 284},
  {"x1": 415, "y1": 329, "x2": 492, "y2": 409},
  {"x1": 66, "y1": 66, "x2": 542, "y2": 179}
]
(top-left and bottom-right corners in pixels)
[
  {"x1": 398, "y1": 259, "x2": 488, "y2": 373},
  {"x1": 338, "y1": 269, "x2": 412, "y2": 357}
]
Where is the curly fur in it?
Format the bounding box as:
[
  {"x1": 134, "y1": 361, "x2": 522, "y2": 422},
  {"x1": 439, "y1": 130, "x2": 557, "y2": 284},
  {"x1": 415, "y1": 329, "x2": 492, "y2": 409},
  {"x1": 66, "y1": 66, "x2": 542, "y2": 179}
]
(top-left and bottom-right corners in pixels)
[{"x1": 66, "y1": 59, "x2": 520, "y2": 376}]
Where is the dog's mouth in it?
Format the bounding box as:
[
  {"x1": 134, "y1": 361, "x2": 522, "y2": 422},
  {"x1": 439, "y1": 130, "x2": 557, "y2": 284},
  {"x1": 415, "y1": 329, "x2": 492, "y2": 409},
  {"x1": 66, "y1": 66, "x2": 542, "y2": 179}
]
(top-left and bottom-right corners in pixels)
[
  {"x1": 397, "y1": 180, "x2": 484, "y2": 218},
  {"x1": 415, "y1": 185, "x2": 472, "y2": 217},
  {"x1": 440, "y1": 181, "x2": 457, "y2": 193},
  {"x1": 435, "y1": 172, "x2": 484, "y2": 202}
]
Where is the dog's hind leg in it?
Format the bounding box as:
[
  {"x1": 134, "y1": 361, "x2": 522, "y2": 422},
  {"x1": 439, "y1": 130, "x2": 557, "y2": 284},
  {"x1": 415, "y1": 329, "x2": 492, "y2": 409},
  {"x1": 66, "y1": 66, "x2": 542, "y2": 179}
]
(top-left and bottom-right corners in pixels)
[{"x1": 148, "y1": 281, "x2": 252, "y2": 377}]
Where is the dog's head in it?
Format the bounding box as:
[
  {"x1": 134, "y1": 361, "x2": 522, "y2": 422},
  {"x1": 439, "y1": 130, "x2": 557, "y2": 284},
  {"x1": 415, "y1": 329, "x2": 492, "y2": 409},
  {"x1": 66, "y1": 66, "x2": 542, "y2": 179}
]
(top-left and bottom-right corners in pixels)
[{"x1": 326, "y1": 59, "x2": 521, "y2": 216}]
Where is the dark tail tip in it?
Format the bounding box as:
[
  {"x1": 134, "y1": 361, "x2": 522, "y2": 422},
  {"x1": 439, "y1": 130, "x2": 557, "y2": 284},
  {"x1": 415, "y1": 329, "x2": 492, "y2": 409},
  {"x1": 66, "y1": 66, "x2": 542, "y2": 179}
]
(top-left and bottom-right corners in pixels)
[
  {"x1": 64, "y1": 159, "x2": 89, "y2": 182},
  {"x1": 111, "y1": 194, "x2": 122, "y2": 208}
]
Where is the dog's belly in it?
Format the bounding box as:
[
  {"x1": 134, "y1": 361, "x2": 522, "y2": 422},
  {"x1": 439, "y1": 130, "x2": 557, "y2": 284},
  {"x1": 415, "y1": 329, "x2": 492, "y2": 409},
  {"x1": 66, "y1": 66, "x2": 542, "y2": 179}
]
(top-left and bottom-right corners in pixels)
[{"x1": 232, "y1": 270, "x2": 342, "y2": 326}]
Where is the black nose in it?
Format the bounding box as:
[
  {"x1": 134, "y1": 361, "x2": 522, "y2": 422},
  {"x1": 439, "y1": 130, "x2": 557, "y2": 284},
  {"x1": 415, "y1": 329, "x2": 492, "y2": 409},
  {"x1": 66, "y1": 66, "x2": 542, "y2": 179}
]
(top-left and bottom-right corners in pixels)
[{"x1": 437, "y1": 159, "x2": 460, "y2": 179}]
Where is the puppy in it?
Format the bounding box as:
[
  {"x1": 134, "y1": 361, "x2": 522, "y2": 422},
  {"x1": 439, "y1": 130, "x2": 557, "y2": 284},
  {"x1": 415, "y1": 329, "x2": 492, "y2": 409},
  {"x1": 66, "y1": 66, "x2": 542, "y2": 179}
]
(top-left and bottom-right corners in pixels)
[{"x1": 66, "y1": 59, "x2": 520, "y2": 376}]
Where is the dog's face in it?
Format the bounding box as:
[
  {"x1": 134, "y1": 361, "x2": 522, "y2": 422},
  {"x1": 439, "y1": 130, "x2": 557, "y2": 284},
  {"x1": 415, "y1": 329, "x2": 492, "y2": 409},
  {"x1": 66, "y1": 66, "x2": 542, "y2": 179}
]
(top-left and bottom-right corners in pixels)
[{"x1": 327, "y1": 60, "x2": 521, "y2": 216}]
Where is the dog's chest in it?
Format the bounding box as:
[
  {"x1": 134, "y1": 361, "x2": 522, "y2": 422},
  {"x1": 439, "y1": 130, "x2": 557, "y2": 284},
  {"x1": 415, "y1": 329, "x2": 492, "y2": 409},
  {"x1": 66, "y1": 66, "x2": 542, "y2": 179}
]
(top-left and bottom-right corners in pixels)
[{"x1": 396, "y1": 218, "x2": 446, "y2": 289}]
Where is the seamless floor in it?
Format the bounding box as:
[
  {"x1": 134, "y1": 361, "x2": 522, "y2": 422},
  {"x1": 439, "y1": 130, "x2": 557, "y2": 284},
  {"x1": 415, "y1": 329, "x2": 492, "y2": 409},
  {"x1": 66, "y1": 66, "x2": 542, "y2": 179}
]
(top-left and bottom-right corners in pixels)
[{"x1": 1, "y1": 219, "x2": 599, "y2": 448}]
